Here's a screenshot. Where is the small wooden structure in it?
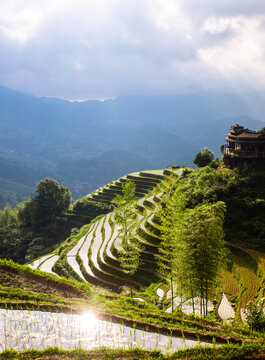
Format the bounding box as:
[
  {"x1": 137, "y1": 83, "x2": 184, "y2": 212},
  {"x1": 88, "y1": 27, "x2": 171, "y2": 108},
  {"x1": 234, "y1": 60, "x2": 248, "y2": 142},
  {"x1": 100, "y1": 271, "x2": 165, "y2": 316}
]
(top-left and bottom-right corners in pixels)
[{"x1": 221, "y1": 124, "x2": 265, "y2": 168}]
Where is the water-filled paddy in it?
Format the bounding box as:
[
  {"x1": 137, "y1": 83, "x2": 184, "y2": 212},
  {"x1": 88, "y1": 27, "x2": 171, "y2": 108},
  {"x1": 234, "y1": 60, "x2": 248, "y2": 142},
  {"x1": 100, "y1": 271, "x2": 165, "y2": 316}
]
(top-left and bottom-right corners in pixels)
[{"x1": 0, "y1": 309, "x2": 211, "y2": 352}]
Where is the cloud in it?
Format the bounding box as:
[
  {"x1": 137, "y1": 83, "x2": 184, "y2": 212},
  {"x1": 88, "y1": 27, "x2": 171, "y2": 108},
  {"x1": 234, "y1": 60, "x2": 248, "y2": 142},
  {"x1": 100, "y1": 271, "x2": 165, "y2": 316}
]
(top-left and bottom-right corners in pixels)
[
  {"x1": 0, "y1": 0, "x2": 265, "y2": 98},
  {"x1": 198, "y1": 15, "x2": 265, "y2": 91}
]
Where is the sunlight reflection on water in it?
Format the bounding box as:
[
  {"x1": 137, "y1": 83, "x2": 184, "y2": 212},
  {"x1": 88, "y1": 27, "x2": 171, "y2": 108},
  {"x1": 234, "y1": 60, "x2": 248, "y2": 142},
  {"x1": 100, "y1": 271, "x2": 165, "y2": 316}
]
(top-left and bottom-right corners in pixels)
[
  {"x1": 0, "y1": 309, "x2": 211, "y2": 353},
  {"x1": 80, "y1": 311, "x2": 97, "y2": 330}
]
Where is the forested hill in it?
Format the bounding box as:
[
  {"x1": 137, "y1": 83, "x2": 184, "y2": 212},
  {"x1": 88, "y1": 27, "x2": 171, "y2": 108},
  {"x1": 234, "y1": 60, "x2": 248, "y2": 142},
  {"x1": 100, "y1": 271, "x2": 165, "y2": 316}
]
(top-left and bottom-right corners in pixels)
[
  {"x1": 6, "y1": 165, "x2": 264, "y2": 324},
  {"x1": 1, "y1": 85, "x2": 265, "y2": 206}
]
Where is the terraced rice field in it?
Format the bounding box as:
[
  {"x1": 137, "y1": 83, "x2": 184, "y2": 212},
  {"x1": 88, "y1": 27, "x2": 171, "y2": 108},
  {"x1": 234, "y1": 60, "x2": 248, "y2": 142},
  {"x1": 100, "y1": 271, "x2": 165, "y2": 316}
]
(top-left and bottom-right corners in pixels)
[
  {"x1": 30, "y1": 167, "x2": 265, "y2": 321},
  {"x1": 231, "y1": 254, "x2": 260, "y2": 309},
  {"x1": 247, "y1": 249, "x2": 265, "y2": 274},
  {"x1": 38, "y1": 254, "x2": 59, "y2": 276},
  {"x1": 31, "y1": 170, "x2": 168, "y2": 292},
  {"x1": 221, "y1": 269, "x2": 239, "y2": 297}
]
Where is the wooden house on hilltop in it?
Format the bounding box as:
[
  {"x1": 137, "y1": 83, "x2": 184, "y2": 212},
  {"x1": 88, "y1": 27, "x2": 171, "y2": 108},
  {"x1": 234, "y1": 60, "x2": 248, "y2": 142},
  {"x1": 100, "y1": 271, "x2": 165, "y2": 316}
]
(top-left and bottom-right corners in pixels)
[{"x1": 221, "y1": 124, "x2": 265, "y2": 168}]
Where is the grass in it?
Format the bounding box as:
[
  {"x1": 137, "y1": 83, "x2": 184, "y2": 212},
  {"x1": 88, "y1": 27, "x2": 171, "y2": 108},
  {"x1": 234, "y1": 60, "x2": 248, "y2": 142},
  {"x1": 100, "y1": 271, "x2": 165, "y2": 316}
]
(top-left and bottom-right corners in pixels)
[
  {"x1": 0, "y1": 286, "x2": 82, "y2": 305},
  {"x1": 0, "y1": 259, "x2": 91, "y2": 309},
  {"x1": 2, "y1": 343, "x2": 265, "y2": 359}
]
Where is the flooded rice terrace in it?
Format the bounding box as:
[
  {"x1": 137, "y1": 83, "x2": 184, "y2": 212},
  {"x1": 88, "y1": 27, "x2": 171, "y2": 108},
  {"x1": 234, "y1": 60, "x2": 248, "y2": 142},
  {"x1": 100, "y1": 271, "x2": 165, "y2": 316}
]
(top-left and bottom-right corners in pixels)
[{"x1": 0, "y1": 308, "x2": 211, "y2": 352}]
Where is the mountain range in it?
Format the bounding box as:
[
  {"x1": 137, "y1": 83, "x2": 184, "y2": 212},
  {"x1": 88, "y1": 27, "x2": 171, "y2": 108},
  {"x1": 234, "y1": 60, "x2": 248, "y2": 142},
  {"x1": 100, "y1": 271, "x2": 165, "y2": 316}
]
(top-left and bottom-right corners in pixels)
[{"x1": 1, "y1": 85, "x2": 265, "y2": 206}]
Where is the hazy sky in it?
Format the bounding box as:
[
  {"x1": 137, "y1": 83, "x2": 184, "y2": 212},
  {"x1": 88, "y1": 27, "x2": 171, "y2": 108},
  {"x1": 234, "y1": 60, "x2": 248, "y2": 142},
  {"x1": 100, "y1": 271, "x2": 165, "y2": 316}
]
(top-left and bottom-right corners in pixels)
[{"x1": 1, "y1": 0, "x2": 265, "y2": 99}]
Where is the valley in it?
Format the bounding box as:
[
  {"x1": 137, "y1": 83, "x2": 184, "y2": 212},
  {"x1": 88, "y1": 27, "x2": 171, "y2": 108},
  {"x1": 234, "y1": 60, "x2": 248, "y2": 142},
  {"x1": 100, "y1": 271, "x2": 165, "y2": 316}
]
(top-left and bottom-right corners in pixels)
[{"x1": 1, "y1": 85, "x2": 265, "y2": 207}]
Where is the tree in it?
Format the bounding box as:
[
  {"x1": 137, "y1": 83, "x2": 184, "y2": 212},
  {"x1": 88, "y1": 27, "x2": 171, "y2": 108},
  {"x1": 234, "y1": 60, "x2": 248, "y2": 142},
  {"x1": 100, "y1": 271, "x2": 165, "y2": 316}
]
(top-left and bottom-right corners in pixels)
[
  {"x1": 35, "y1": 178, "x2": 71, "y2": 221},
  {"x1": 174, "y1": 201, "x2": 227, "y2": 316},
  {"x1": 112, "y1": 181, "x2": 137, "y2": 245},
  {"x1": 113, "y1": 181, "x2": 142, "y2": 296},
  {"x1": 257, "y1": 126, "x2": 265, "y2": 134},
  {"x1": 159, "y1": 183, "x2": 227, "y2": 315},
  {"x1": 0, "y1": 203, "x2": 19, "y2": 227},
  {"x1": 19, "y1": 178, "x2": 71, "y2": 225},
  {"x1": 193, "y1": 147, "x2": 214, "y2": 168},
  {"x1": 158, "y1": 190, "x2": 187, "y2": 312}
]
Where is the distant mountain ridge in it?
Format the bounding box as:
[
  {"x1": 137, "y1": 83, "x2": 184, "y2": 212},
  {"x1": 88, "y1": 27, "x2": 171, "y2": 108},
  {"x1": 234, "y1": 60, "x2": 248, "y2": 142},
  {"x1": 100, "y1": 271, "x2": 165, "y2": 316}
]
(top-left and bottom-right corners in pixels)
[{"x1": 1, "y1": 85, "x2": 265, "y2": 206}]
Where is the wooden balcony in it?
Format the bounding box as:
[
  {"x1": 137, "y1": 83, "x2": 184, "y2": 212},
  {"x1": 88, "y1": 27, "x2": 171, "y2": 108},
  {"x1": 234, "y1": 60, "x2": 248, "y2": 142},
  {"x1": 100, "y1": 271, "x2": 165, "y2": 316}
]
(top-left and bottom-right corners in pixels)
[{"x1": 221, "y1": 144, "x2": 265, "y2": 158}]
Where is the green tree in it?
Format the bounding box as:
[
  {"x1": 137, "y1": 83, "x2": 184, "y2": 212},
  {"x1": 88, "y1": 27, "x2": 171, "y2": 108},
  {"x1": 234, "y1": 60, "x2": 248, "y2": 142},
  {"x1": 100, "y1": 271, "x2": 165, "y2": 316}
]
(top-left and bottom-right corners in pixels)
[
  {"x1": 18, "y1": 198, "x2": 37, "y2": 226},
  {"x1": 158, "y1": 190, "x2": 187, "y2": 312},
  {"x1": 256, "y1": 126, "x2": 265, "y2": 134},
  {"x1": 113, "y1": 181, "x2": 142, "y2": 296},
  {"x1": 159, "y1": 180, "x2": 227, "y2": 315},
  {"x1": 0, "y1": 203, "x2": 19, "y2": 227},
  {"x1": 19, "y1": 178, "x2": 71, "y2": 225},
  {"x1": 113, "y1": 181, "x2": 137, "y2": 246},
  {"x1": 193, "y1": 147, "x2": 214, "y2": 168},
  {"x1": 175, "y1": 201, "x2": 227, "y2": 316},
  {"x1": 35, "y1": 178, "x2": 71, "y2": 222}
]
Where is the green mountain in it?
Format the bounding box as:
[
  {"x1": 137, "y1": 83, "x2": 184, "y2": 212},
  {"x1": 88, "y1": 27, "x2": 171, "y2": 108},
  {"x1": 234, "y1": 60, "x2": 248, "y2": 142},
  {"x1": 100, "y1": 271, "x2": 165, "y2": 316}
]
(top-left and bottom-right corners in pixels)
[{"x1": 1, "y1": 85, "x2": 265, "y2": 206}]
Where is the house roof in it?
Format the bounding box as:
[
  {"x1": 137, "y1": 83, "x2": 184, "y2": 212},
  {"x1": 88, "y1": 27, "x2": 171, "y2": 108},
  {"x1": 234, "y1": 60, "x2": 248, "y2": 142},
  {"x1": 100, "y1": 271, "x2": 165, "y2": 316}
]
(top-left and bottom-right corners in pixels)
[{"x1": 225, "y1": 124, "x2": 265, "y2": 143}]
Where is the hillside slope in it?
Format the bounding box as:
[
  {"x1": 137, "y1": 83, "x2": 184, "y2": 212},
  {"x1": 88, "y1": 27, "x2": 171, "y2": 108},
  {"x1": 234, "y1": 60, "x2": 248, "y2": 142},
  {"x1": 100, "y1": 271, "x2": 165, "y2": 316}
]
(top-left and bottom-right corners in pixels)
[{"x1": 30, "y1": 166, "x2": 265, "y2": 322}]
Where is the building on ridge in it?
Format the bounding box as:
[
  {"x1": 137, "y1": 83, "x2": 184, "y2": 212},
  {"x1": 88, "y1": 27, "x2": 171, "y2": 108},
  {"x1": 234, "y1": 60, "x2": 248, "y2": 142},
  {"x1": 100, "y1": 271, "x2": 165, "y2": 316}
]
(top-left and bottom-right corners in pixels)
[{"x1": 221, "y1": 124, "x2": 265, "y2": 168}]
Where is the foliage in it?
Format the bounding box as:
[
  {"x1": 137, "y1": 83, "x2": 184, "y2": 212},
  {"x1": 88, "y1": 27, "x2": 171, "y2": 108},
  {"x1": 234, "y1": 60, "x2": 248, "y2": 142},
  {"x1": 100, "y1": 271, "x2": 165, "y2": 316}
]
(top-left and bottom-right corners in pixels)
[
  {"x1": 118, "y1": 237, "x2": 143, "y2": 278},
  {"x1": 112, "y1": 181, "x2": 142, "y2": 294},
  {"x1": 0, "y1": 203, "x2": 19, "y2": 227},
  {"x1": 174, "y1": 201, "x2": 227, "y2": 316},
  {"x1": 157, "y1": 166, "x2": 265, "y2": 318},
  {"x1": 161, "y1": 166, "x2": 265, "y2": 249},
  {"x1": 18, "y1": 178, "x2": 71, "y2": 225},
  {"x1": 256, "y1": 126, "x2": 265, "y2": 134},
  {"x1": 159, "y1": 185, "x2": 227, "y2": 316},
  {"x1": 158, "y1": 191, "x2": 186, "y2": 311},
  {"x1": 245, "y1": 300, "x2": 265, "y2": 331},
  {"x1": 0, "y1": 179, "x2": 87, "y2": 264},
  {"x1": 0, "y1": 191, "x2": 24, "y2": 210},
  {"x1": 193, "y1": 147, "x2": 214, "y2": 168}
]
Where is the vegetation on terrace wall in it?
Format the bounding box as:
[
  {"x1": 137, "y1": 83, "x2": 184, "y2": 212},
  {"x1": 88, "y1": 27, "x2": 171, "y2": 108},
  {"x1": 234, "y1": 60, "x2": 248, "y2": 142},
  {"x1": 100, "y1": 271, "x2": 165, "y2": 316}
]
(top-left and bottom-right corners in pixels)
[{"x1": 73, "y1": 197, "x2": 114, "y2": 214}]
